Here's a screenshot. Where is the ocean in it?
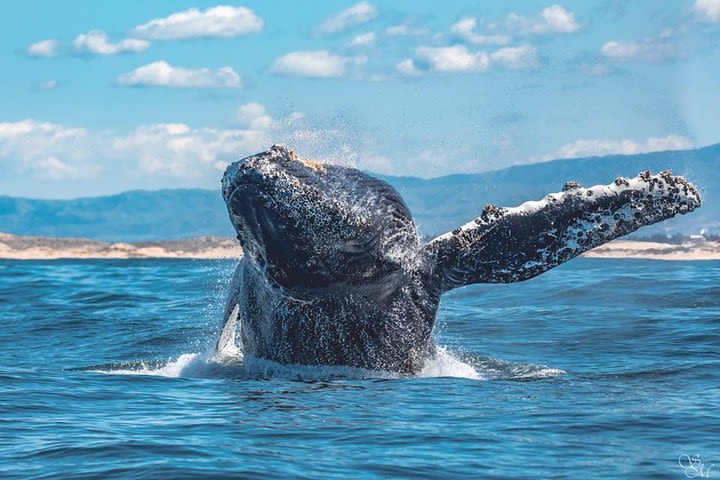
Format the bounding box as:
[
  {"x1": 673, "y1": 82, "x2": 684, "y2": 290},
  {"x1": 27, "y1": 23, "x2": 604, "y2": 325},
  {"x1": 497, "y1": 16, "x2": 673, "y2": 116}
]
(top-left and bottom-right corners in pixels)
[{"x1": 0, "y1": 258, "x2": 718, "y2": 479}]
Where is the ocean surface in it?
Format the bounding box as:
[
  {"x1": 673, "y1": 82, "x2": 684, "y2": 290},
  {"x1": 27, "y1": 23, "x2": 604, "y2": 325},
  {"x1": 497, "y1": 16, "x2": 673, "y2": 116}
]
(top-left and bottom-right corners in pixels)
[{"x1": 0, "y1": 258, "x2": 718, "y2": 479}]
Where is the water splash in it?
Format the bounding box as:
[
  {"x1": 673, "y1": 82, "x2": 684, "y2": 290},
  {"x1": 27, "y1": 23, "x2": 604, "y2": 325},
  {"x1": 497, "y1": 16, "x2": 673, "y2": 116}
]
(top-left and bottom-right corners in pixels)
[
  {"x1": 89, "y1": 345, "x2": 563, "y2": 382},
  {"x1": 417, "y1": 346, "x2": 486, "y2": 380}
]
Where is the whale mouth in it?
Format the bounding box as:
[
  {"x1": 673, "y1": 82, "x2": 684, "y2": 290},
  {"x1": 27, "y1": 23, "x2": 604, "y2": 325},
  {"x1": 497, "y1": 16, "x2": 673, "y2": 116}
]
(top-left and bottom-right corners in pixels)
[
  {"x1": 222, "y1": 146, "x2": 325, "y2": 253},
  {"x1": 223, "y1": 177, "x2": 334, "y2": 290}
]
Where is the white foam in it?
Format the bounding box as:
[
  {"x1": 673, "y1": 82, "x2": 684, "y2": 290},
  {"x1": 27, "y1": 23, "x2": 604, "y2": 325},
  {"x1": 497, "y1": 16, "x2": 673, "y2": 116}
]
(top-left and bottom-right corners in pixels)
[
  {"x1": 90, "y1": 345, "x2": 562, "y2": 382},
  {"x1": 91, "y1": 353, "x2": 207, "y2": 377},
  {"x1": 416, "y1": 346, "x2": 485, "y2": 380}
]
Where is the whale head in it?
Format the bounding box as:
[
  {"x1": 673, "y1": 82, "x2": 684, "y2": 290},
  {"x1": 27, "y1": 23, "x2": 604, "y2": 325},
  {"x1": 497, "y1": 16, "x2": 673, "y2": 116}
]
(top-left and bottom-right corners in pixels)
[{"x1": 222, "y1": 145, "x2": 419, "y2": 291}]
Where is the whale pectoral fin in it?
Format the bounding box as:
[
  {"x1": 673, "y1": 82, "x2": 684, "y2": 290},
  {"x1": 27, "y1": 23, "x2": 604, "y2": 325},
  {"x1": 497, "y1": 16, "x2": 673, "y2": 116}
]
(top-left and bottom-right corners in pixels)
[
  {"x1": 214, "y1": 262, "x2": 244, "y2": 357},
  {"x1": 215, "y1": 303, "x2": 240, "y2": 355},
  {"x1": 421, "y1": 172, "x2": 701, "y2": 292}
]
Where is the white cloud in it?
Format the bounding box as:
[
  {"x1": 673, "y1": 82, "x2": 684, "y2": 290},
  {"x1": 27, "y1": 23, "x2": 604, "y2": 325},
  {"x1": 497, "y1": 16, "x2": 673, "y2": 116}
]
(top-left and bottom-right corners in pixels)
[
  {"x1": 402, "y1": 44, "x2": 538, "y2": 74},
  {"x1": 694, "y1": 0, "x2": 720, "y2": 22},
  {"x1": 538, "y1": 134, "x2": 694, "y2": 161},
  {"x1": 0, "y1": 119, "x2": 85, "y2": 140},
  {"x1": 317, "y1": 1, "x2": 378, "y2": 34},
  {"x1": 579, "y1": 63, "x2": 611, "y2": 77},
  {"x1": 600, "y1": 41, "x2": 639, "y2": 59},
  {"x1": 35, "y1": 157, "x2": 79, "y2": 179},
  {"x1": 386, "y1": 25, "x2": 410, "y2": 36},
  {"x1": 0, "y1": 119, "x2": 92, "y2": 179},
  {"x1": 490, "y1": 45, "x2": 539, "y2": 69},
  {"x1": 38, "y1": 80, "x2": 58, "y2": 90},
  {"x1": 360, "y1": 153, "x2": 394, "y2": 173},
  {"x1": 415, "y1": 45, "x2": 491, "y2": 72},
  {"x1": 271, "y1": 50, "x2": 366, "y2": 78},
  {"x1": 0, "y1": 117, "x2": 268, "y2": 180},
  {"x1": 111, "y1": 123, "x2": 265, "y2": 176},
  {"x1": 0, "y1": 109, "x2": 366, "y2": 181},
  {"x1": 494, "y1": 133, "x2": 514, "y2": 151},
  {"x1": 73, "y1": 30, "x2": 149, "y2": 55},
  {"x1": 385, "y1": 24, "x2": 429, "y2": 36},
  {"x1": 26, "y1": 39, "x2": 59, "y2": 57},
  {"x1": 600, "y1": 38, "x2": 678, "y2": 61},
  {"x1": 236, "y1": 103, "x2": 273, "y2": 130},
  {"x1": 410, "y1": 149, "x2": 460, "y2": 177},
  {"x1": 506, "y1": 5, "x2": 579, "y2": 35},
  {"x1": 450, "y1": 18, "x2": 511, "y2": 45},
  {"x1": 117, "y1": 61, "x2": 242, "y2": 88},
  {"x1": 350, "y1": 32, "x2": 376, "y2": 47},
  {"x1": 133, "y1": 5, "x2": 263, "y2": 40},
  {"x1": 396, "y1": 59, "x2": 421, "y2": 76}
]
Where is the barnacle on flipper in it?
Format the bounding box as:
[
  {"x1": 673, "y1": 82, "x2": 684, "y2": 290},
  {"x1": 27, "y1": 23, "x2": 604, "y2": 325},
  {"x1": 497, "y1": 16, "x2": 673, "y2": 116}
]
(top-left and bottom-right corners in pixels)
[
  {"x1": 562, "y1": 181, "x2": 582, "y2": 191},
  {"x1": 480, "y1": 203, "x2": 504, "y2": 222},
  {"x1": 614, "y1": 176, "x2": 629, "y2": 187}
]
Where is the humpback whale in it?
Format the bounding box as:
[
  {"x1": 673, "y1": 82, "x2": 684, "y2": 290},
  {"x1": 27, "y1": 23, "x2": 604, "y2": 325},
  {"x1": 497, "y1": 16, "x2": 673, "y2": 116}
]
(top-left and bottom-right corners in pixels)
[{"x1": 218, "y1": 145, "x2": 701, "y2": 372}]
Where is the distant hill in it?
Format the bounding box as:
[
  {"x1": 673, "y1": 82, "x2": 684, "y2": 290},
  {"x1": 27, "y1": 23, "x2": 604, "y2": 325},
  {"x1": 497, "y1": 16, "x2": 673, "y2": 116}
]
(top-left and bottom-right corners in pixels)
[
  {"x1": 0, "y1": 190, "x2": 231, "y2": 242},
  {"x1": 1, "y1": 144, "x2": 717, "y2": 241},
  {"x1": 377, "y1": 143, "x2": 720, "y2": 238}
]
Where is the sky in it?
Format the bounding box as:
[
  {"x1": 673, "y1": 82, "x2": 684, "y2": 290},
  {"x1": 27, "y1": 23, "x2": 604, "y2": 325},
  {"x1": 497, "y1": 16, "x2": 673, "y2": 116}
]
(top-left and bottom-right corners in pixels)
[{"x1": 1, "y1": 0, "x2": 719, "y2": 198}]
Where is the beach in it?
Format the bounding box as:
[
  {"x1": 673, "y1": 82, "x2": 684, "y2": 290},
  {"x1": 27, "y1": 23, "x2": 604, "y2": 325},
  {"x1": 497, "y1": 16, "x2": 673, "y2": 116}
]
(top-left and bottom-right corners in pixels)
[
  {"x1": 1, "y1": 232, "x2": 718, "y2": 260},
  {"x1": 0, "y1": 233, "x2": 242, "y2": 260},
  {"x1": 583, "y1": 239, "x2": 720, "y2": 261}
]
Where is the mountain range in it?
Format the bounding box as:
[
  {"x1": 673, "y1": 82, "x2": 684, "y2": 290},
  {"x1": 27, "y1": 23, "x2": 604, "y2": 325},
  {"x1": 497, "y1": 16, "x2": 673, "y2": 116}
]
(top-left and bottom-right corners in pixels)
[{"x1": 1, "y1": 144, "x2": 717, "y2": 241}]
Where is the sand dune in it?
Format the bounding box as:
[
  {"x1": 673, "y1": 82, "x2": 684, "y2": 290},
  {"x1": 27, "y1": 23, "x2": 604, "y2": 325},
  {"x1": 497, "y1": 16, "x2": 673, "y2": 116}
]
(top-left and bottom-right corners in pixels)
[{"x1": 1, "y1": 232, "x2": 718, "y2": 260}]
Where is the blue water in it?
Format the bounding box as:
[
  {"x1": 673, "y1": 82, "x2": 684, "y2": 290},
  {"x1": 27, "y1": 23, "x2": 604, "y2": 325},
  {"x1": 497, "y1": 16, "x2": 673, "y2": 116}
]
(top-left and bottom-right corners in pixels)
[{"x1": 1, "y1": 258, "x2": 718, "y2": 479}]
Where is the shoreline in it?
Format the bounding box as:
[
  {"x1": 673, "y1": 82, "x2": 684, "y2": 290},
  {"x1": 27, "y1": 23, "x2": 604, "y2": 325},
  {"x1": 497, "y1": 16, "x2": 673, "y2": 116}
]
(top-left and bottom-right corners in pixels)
[
  {"x1": 0, "y1": 233, "x2": 242, "y2": 260},
  {"x1": 1, "y1": 233, "x2": 719, "y2": 261},
  {"x1": 582, "y1": 240, "x2": 720, "y2": 261}
]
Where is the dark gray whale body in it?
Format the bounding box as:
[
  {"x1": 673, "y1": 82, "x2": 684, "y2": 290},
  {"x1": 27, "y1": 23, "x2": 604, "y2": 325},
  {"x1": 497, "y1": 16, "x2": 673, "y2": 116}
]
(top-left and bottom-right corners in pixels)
[{"x1": 219, "y1": 145, "x2": 701, "y2": 372}]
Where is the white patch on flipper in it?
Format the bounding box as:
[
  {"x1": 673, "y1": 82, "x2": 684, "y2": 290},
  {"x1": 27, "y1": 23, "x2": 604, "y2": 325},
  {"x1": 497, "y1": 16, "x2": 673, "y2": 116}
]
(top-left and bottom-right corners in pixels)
[
  {"x1": 215, "y1": 304, "x2": 242, "y2": 361},
  {"x1": 431, "y1": 172, "x2": 700, "y2": 243}
]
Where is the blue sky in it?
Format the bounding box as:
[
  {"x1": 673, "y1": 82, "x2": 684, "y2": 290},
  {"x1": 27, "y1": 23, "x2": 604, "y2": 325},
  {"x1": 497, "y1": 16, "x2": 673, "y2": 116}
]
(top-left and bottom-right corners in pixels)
[{"x1": 1, "y1": 0, "x2": 719, "y2": 198}]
